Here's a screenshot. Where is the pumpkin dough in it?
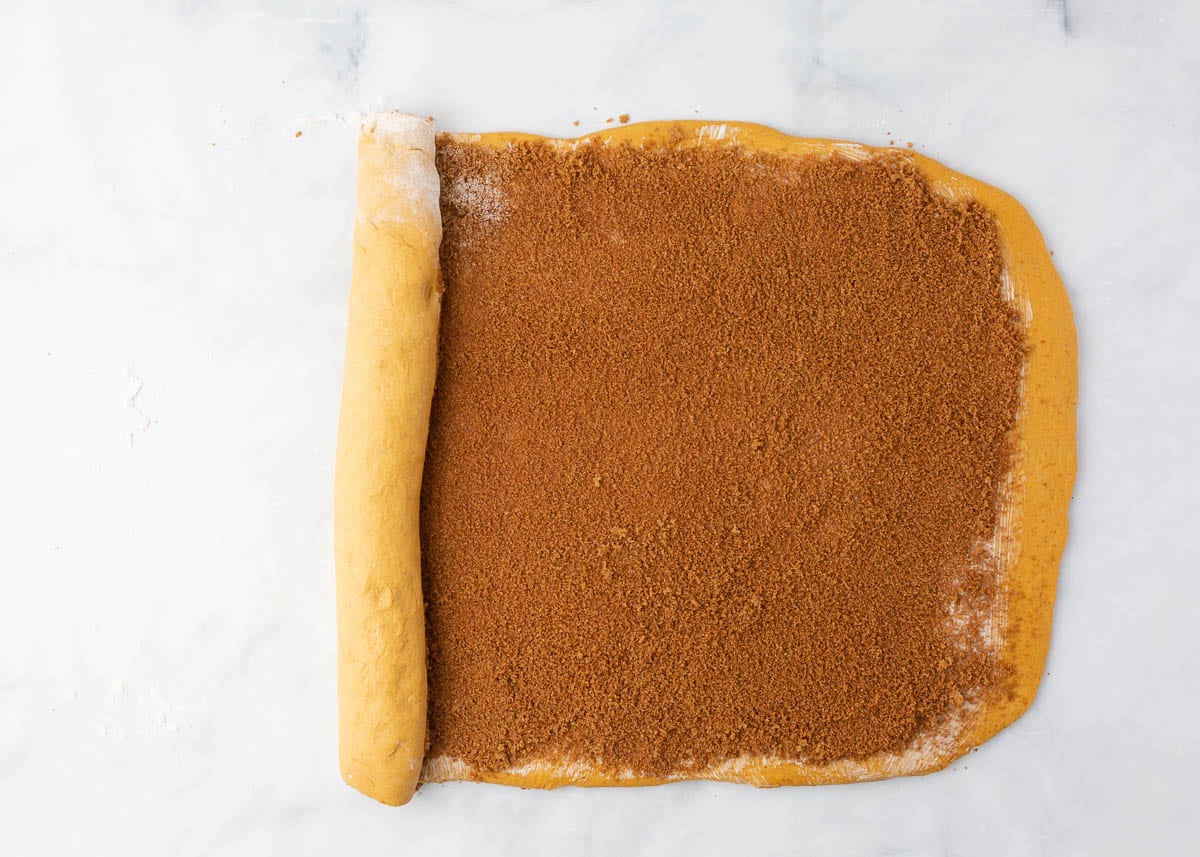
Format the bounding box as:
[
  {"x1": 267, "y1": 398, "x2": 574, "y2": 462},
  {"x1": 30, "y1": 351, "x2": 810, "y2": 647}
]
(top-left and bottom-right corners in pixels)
[
  {"x1": 335, "y1": 113, "x2": 1076, "y2": 805},
  {"x1": 335, "y1": 113, "x2": 442, "y2": 806}
]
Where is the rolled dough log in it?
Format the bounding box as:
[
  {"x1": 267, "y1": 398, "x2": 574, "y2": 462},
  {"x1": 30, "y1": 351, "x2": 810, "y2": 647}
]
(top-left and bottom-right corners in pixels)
[{"x1": 334, "y1": 113, "x2": 442, "y2": 806}]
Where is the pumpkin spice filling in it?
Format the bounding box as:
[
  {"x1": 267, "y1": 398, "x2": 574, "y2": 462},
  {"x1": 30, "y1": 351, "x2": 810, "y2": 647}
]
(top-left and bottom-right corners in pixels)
[{"x1": 419, "y1": 138, "x2": 1026, "y2": 778}]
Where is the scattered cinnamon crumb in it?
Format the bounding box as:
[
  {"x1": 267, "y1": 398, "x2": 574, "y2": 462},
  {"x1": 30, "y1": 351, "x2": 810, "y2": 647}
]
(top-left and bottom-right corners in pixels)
[
  {"x1": 619, "y1": 114, "x2": 630, "y2": 124},
  {"x1": 573, "y1": 120, "x2": 580, "y2": 127},
  {"x1": 605, "y1": 117, "x2": 614, "y2": 124},
  {"x1": 294, "y1": 131, "x2": 302, "y2": 138},
  {"x1": 906, "y1": 141, "x2": 914, "y2": 148}
]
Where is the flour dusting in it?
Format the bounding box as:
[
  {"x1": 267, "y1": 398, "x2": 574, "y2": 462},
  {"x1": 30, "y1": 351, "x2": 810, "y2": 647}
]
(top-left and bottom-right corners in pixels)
[
  {"x1": 359, "y1": 112, "x2": 441, "y2": 232},
  {"x1": 445, "y1": 174, "x2": 509, "y2": 224}
]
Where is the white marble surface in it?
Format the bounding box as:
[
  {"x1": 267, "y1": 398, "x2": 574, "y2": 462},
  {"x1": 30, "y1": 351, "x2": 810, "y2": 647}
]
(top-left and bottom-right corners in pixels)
[{"x1": 2, "y1": 0, "x2": 1198, "y2": 854}]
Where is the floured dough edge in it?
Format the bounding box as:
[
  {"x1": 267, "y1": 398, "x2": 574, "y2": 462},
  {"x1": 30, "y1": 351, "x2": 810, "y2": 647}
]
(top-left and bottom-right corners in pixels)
[{"x1": 335, "y1": 112, "x2": 442, "y2": 806}]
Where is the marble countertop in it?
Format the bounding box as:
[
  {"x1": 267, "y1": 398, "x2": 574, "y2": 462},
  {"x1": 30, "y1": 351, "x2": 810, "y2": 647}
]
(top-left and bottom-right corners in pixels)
[{"x1": 2, "y1": 1, "x2": 1198, "y2": 854}]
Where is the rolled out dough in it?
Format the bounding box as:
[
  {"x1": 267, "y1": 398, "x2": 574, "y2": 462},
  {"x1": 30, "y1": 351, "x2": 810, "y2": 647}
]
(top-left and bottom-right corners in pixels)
[{"x1": 334, "y1": 112, "x2": 1076, "y2": 806}]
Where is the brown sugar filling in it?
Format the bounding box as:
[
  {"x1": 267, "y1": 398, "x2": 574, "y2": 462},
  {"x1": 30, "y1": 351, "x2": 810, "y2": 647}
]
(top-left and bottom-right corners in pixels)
[{"x1": 422, "y1": 137, "x2": 1025, "y2": 776}]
